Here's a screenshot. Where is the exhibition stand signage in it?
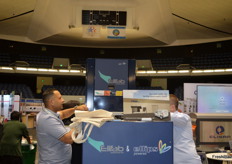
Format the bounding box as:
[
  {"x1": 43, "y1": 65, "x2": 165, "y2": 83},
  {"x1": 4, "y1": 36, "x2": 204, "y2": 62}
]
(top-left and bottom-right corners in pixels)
[
  {"x1": 0, "y1": 95, "x2": 20, "y2": 120},
  {"x1": 123, "y1": 90, "x2": 169, "y2": 114},
  {"x1": 83, "y1": 121, "x2": 173, "y2": 164},
  {"x1": 86, "y1": 58, "x2": 135, "y2": 112}
]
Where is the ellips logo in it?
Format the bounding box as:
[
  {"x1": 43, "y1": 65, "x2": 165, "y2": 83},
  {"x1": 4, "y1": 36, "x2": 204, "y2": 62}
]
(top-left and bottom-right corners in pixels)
[
  {"x1": 158, "y1": 140, "x2": 171, "y2": 154},
  {"x1": 216, "y1": 126, "x2": 224, "y2": 135}
]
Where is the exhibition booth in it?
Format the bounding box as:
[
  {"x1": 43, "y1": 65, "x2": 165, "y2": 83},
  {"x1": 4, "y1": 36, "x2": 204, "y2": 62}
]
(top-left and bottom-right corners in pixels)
[
  {"x1": 69, "y1": 59, "x2": 172, "y2": 163},
  {"x1": 2, "y1": 58, "x2": 232, "y2": 163}
]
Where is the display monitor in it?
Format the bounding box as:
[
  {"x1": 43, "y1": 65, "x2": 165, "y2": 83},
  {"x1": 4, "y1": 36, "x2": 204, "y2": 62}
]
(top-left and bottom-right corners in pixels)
[{"x1": 197, "y1": 85, "x2": 232, "y2": 113}]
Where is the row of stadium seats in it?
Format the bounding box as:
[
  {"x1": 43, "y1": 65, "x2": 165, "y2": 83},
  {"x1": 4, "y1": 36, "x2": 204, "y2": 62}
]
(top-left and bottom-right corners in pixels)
[
  {"x1": 42, "y1": 85, "x2": 86, "y2": 95},
  {"x1": 0, "y1": 83, "x2": 34, "y2": 98},
  {"x1": 1, "y1": 52, "x2": 232, "y2": 70}
]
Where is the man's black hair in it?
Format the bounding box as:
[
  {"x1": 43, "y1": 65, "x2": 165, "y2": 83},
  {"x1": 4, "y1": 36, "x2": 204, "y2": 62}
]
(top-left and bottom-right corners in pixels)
[
  {"x1": 42, "y1": 88, "x2": 57, "y2": 107},
  {"x1": 10, "y1": 111, "x2": 21, "y2": 120}
]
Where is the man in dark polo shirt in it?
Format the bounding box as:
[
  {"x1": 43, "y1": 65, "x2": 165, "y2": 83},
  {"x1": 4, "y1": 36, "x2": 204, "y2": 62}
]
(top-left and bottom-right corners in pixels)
[{"x1": 0, "y1": 111, "x2": 31, "y2": 164}]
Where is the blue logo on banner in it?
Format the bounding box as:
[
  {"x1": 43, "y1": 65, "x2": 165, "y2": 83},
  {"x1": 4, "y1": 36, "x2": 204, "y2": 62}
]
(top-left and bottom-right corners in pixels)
[
  {"x1": 88, "y1": 137, "x2": 104, "y2": 152},
  {"x1": 216, "y1": 126, "x2": 224, "y2": 135},
  {"x1": 88, "y1": 137, "x2": 172, "y2": 156},
  {"x1": 98, "y1": 71, "x2": 125, "y2": 85},
  {"x1": 88, "y1": 137, "x2": 124, "y2": 154},
  {"x1": 95, "y1": 59, "x2": 128, "y2": 90},
  {"x1": 98, "y1": 71, "x2": 112, "y2": 84},
  {"x1": 209, "y1": 125, "x2": 231, "y2": 139},
  {"x1": 158, "y1": 140, "x2": 171, "y2": 154}
]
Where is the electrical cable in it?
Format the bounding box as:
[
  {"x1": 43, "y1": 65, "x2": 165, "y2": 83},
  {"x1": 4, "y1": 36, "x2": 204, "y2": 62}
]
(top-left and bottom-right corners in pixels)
[
  {"x1": 172, "y1": 13, "x2": 232, "y2": 35},
  {"x1": 0, "y1": 10, "x2": 34, "y2": 22}
]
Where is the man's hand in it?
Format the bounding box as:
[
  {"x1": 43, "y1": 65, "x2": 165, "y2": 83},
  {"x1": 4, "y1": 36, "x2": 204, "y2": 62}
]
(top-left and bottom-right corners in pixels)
[
  {"x1": 76, "y1": 122, "x2": 82, "y2": 134},
  {"x1": 75, "y1": 104, "x2": 88, "y2": 111},
  {"x1": 59, "y1": 105, "x2": 88, "y2": 120}
]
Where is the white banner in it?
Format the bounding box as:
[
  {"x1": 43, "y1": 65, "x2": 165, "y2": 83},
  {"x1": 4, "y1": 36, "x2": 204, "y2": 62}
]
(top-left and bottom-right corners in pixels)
[
  {"x1": 107, "y1": 26, "x2": 126, "y2": 39},
  {"x1": 123, "y1": 90, "x2": 170, "y2": 115}
]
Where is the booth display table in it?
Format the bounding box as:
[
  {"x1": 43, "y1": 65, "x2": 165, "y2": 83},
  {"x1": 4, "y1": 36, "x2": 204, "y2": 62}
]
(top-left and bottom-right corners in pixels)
[
  {"x1": 206, "y1": 153, "x2": 232, "y2": 164},
  {"x1": 82, "y1": 121, "x2": 173, "y2": 164}
]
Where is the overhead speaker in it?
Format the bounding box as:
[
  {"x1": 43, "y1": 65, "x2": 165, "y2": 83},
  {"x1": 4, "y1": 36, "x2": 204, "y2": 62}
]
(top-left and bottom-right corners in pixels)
[
  {"x1": 52, "y1": 58, "x2": 70, "y2": 69},
  {"x1": 136, "y1": 60, "x2": 153, "y2": 70}
]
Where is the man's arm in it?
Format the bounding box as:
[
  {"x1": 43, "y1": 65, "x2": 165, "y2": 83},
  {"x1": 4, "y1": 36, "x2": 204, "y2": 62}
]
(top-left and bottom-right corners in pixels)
[
  {"x1": 59, "y1": 129, "x2": 75, "y2": 144},
  {"x1": 59, "y1": 104, "x2": 88, "y2": 120},
  {"x1": 22, "y1": 124, "x2": 31, "y2": 144},
  {"x1": 59, "y1": 122, "x2": 82, "y2": 144},
  {"x1": 170, "y1": 112, "x2": 190, "y2": 127},
  {"x1": 25, "y1": 136, "x2": 31, "y2": 144}
]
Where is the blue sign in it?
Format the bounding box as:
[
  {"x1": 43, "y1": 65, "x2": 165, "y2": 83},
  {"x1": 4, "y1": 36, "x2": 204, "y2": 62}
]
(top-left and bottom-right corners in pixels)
[{"x1": 83, "y1": 122, "x2": 173, "y2": 164}]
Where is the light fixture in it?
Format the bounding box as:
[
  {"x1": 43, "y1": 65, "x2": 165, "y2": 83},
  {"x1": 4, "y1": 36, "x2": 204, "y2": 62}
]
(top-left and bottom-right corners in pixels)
[
  {"x1": 203, "y1": 70, "x2": 214, "y2": 73},
  {"x1": 16, "y1": 67, "x2": 27, "y2": 70},
  {"x1": 146, "y1": 70, "x2": 156, "y2": 73},
  {"x1": 70, "y1": 70, "x2": 81, "y2": 73},
  {"x1": 214, "y1": 69, "x2": 224, "y2": 72},
  {"x1": 168, "y1": 70, "x2": 178, "y2": 73},
  {"x1": 0, "y1": 67, "x2": 13, "y2": 70},
  {"x1": 27, "y1": 68, "x2": 38, "y2": 71},
  {"x1": 192, "y1": 70, "x2": 203, "y2": 73},
  {"x1": 59, "y1": 69, "x2": 69, "y2": 72},
  {"x1": 137, "y1": 71, "x2": 146, "y2": 74},
  {"x1": 48, "y1": 69, "x2": 58, "y2": 72},
  {"x1": 178, "y1": 70, "x2": 189, "y2": 73},
  {"x1": 38, "y1": 68, "x2": 48, "y2": 72},
  {"x1": 157, "y1": 71, "x2": 168, "y2": 74}
]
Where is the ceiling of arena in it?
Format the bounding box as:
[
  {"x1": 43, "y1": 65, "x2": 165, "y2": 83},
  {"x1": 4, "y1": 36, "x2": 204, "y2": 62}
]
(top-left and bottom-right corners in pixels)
[{"x1": 0, "y1": 0, "x2": 232, "y2": 48}]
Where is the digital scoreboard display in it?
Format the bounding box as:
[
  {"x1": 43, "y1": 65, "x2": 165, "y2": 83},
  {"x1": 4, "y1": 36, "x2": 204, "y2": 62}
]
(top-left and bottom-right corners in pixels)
[{"x1": 82, "y1": 10, "x2": 127, "y2": 25}]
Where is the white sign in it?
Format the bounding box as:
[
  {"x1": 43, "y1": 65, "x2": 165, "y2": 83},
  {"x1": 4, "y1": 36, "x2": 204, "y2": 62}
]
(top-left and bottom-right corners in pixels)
[
  {"x1": 107, "y1": 26, "x2": 126, "y2": 39},
  {"x1": 123, "y1": 90, "x2": 169, "y2": 114}
]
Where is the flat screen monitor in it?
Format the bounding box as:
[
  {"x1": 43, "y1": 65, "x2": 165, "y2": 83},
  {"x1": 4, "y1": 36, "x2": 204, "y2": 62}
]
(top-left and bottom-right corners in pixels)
[{"x1": 197, "y1": 85, "x2": 232, "y2": 113}]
